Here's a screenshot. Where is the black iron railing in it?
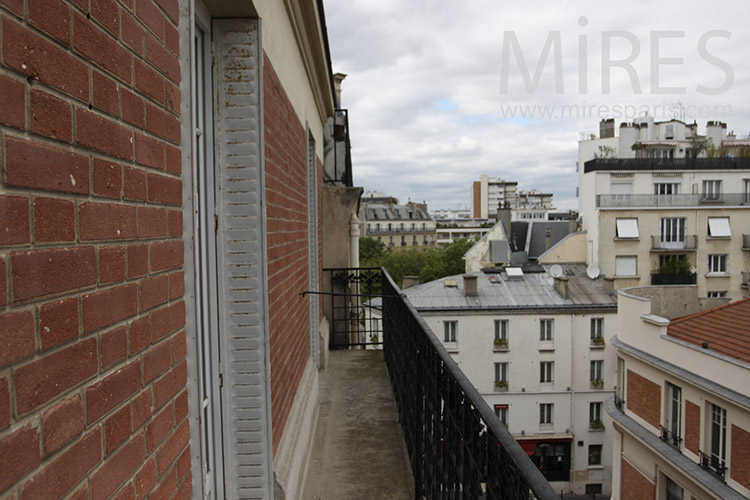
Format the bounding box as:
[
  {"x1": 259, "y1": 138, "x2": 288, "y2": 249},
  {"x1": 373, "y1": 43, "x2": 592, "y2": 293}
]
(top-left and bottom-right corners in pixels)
[
  {"x1": 585, "y1": 157, "x2": 750, "y2": 173},
  {"x1": 698, "y1": 451, "x2": 726, "y2": 482},
  {"x1": 651, "y1": 272, "x2": 697, "y2": 285},
  {"x1": 324, "y1": 109, "x2": 353, "y2": 186},
  {"x1": 325, "y1": 267, "x2": 386, "y2": 349},
  {"x1": 614, "y1": 395, "x2": 625, "y2": 411},
  {"x1": 659, "y1": 425, "x2": 682, "y2": 450},
  {"x1": 381, "y1": 271, "x2": 558, "y2": 500}
]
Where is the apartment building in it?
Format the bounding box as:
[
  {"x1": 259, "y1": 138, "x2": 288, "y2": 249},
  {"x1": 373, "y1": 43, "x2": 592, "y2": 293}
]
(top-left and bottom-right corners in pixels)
[
  {"x1": 578, "y1": 118, "x2": 750, "y2": 300},
  {"x1": 0, "y1": 1, "x2": 360, "y2": 499},
  {"x1": 399, "y1": 268, "x2": 618, "y2": 495},
  {"x1": 471, "y1": 175, "x2": 519, "y2": 219},
  {"x1": 608, "y1": 287, "x2": 749, "y2": 500},
  {"x1": 515, "y1": 189, "x2": 556, "y2": 221},
  {"x1": 360, "y1": 199, "x2": 437, "y2": 249}
]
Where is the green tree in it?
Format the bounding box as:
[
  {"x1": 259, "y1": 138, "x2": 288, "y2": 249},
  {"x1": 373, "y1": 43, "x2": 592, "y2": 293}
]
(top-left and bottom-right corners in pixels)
[{"x1": 359, "y1": 237, "x2": 386, "y2": 262}]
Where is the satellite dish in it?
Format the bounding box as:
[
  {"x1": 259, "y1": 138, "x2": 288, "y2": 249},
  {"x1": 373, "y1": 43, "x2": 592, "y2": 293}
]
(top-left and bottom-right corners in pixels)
[
  {"x1": 549, "y1": 265, "x2": 564, "y2": 278},
  {"x1": 587, "y1": 264, "x2": 601, "y2": 280}
]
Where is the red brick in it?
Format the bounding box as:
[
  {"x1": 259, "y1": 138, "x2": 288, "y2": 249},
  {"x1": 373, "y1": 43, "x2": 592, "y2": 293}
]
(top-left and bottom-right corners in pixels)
[
  {"x1": 100, "y1": 245, "x2": 126, "y2": 284},
  {"x1": 127, "y1": 243, "x2": 149, "y2": 278},
  {"x1": 21, "y1": 427, "x2": 101, "y2": 500},
  {"x1": 151, "y1": 301, "x2": 185, "y2": 341},
  {"x1": 82, "y1": 283, "x2": 138, "y2": 333},
  {"x1": 135, "y1": 0, "x2": 164, "y2": 39},
  {"x1": 144, "y1": 34, "x2": 179, "y2": 83},
  {"x1": 621, "y1": 458, "x2": 654, "y2": 500},
  {"x1": 80, "y1": 202, "x2": 137, "y2": 241},
  {"x1": 73, "y1": 12, "x2": 132, "y2": 83},
  {"x1": 146, "y1": 403, "x2": 172, "y2": 452},
  {"x1": 173, "y1": 478, "x2": 191, "y2": 500},
  {"x1": 164, "y1": 22, "x2": 178, "y2": 57},
  {"x1": 29, "y1": 0, "x2": 71, "y2": 46},
  {"x1": 93, "y1": 158, "x2": 123, "y2": 199},
  {"x1": 121, "y1": 11, "x2": 145, "y2": 56},
  {"x1": 132, "y1": 390, "x2": 153, "y2": 430},
  {"x1": 154, "y1": 0, "x2": 178, "y2": 25},
  {"x1": 91, "y1": 0, "x2": 120, "y2": 35},
  {"x1": 70, "y1": 0, "x2": 89, "y2": 10},
  {"x1": 150, "y1": 468, "x2": 176, "y2": 500},
  {"x1": 0, "y1": 310, "x2": 35, "y2": 368},
  {"x1": 144, "y1": 103, "x2": 180, "y2": 145},
  {"x1": 165, "y1": 144, "x2": 180, "y2": 174},
  {"x1": 124, "y1": 166, "x2": 148, "y2": 201},
  {"x1": 29, "y1": 89, "x2": 73, "y2": 142},
  {"x1": 731, "y1": 424, "x2": 750, "y2": 486},
  {"x1": 0, "y1": 425, "x2": 41, "y2": 493},
  {"x1": 33, "y1": 197, "x2": 75, "y2": 243},
  {"x1": 135, "y1": 458, "x2": 157, "y2": 499},
  {"x1": 3, "y1": 17, "x2": 89, "y2": 101},
  {"x1": 141, "y1": 275, "x2": 169, "y2": 312},
  {"x1": 150, "y1": 240, "x2": 183, "y2": 272},
  {"x1": 77, "y1": 108, "x2": 134, "y2": 161},
  {"x1": 143, "y1": 340, "x2": 170, "y2": 384},
  {"x1": 626, "y1": 370, "x2": 661, "y2": 429},
  {"x1": 105, "y1": 404, "x2": 132, "y2": 455},
  {"x1": 147, "y1": 172, "x2": 181, "y2": 205},
  {"x1": 134, "y1": 59, "x2": 164, "y2": 104},
  {"x1": 0, "y1": 258, "x2": 6, "y2": 307},
  {"x1": 92, "y1": 70, "x2": 120, "y2": 117},
  {"x1": 85, "y1": 360, "x2": 141, "y2": 424},
  {"x1": 39, "y1": 297, "x2": 79, "y2": 351},
  {"x1": 685, "y1": 400, "x2": 700, "y2": 454},
  {"x1": 176, "y1": 447, "x2": 190, "y2": 482},
  {"x1": 0, "y1": 0, "x2": 23, "y2": 16},
  {"x1": 130, "y1": 316, "x2": 152, "y2": 355},
  {"x1": 42, "y1": 394, "x2": 83, "y2": 456},
  {"x1": 153, "y1": 359, "x2": 186, "y2": 410},
  {"x1": 70, "y1": 485, "x2": 89, "y2": 500},
  {"x1": 11, "y1": 246, "x2": 96, "y2": 303},
  {"x1": 15, "y1": 338, "x2": 98, "y2": 414},
  {"x1": 156, "y1": 418, "x2": 188, "y2": 474},
  {"x1": 171, "y1": 330, "x2": 186, "y2": 363},
  {"x1": 168, "y1": 271, "x2": 183, "y2": 300},
  {"x1": 101, "y1": 325, "x2": 128, "y2": 369},
  {"x1": 5, "y1": 137, "x2": 89, "y2": 194},
  {"x1": 0, "y1": 195, "x2": 30, "y2": 246},
  {"x1": 0, "y1": 377, "x2": 8, "y2": 429},
  {"x1": 138, "y1": 206, "x2": 168, "y2": 239},
  {"x1": 113, "y1": 484, "x2": 135, "y2": 500},
  {"x1": 135, "y1": 133, "x2": 165, "y2": 170},
  {"x1": 122, "y1": 88, "x2": 146, "y2": 128},
  {"x1": 0, "y1": 73, "x2": 26, "y2": 129},
  {"x1": 90, "y1": 433, "x2": 145, "y2": 500}
]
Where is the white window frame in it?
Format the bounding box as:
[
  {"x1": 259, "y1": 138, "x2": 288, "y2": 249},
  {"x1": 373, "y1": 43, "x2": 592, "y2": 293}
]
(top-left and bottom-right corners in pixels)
[
  {"x1": 589, "y1": 402, "x2": 602, "y2": 423},
  {"x1": 615, "y1": 218, "x2": 639, "y2": 239},
  {"x1": 660, "y1": 217, "x2": 687, "y2": 245},
  {"x1": 615, "y1": 256, "x2": 637, "y2": 277},
  {"x1": 494, "y1": 362, "x2": 508, "y2": 384},
  {"x1": 702, "y1": 180, "x2": 722, "y2": 200},
  {"x1": 494, "y1": 404, "x2": 508, "y2": 426},
  {"x1": 590, "y1": 360, "x2": 603, "y2": 381},
  {"x1": 707, "y1": 291, "x2": 727, "y2": 298},
  {"x1": 666, "y1": 383, "x2": 682, "y2": 443},
  {"x1": 707, "y1": 217, "x2": 731, "y2": 238},
  {"x1": 494, "y1": 319, "x2": 508, "y2": 341},
  {"x1": 588, "y1": 444, "x2": 602, "y2": 466},
  {"x1": 710, "y1": 403, "x2": 727, "y2": 469},
  {"x1": 707, "y1": 254, "x2": 727, "y2": 274},
  {"x1": 539, "y1": 319, "x2": 553, "y2": 342},
  {"x1": 540, "y1": 361, "x2": 554, "y2": 383},
  {"x1": 444, "y1": 321, "x2": 457, "y2": 343},
  {"x1": 590, "y1": 318, "x2": 603, "y2": 341},
  {"x1": 654, "y1": 182, "x2": 680, "y2": 195},
  {"x1": 540, "y1": 403, "x2": 553, "y2": 425},
  {"x1": 744, "y1": 179, "x2": 750, "y2": 203}
]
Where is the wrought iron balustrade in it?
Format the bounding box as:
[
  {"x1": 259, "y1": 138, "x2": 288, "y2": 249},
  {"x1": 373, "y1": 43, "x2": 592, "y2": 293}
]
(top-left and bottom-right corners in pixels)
[
  {"x1": 380, "y1": 270, "x2": 558, "y2": 500},
  {"x1": 698, "y1": 451, "x2": 726, "y2": 482},
  {"x1": 659, "y1": 425, "x2": 682, "y2": 450},
  {"x1": 325, "y1": 267, "x2": 386, "y2": 349}
]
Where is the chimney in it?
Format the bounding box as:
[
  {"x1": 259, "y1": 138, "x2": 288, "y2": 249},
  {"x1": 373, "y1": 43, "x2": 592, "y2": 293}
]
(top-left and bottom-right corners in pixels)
[
  {"x1": 599, "y1": 118, "x2": 615, "y2": 138},
  {"x1": 463, "y1": 275, "x2": 478, "y2": 297},
  {"x1": 568, "y1": 214, "x2": 578, "y2": 234},
  {"x1": 402, "y1": 276, "x2": 420, "y2": 289},
  {"x1": 333, "y1": 73, "x2": 347, "y2": 107},
  {"x1": 553, "y1": 276, "x2": 569, "y2": 299},
  {"x1": 496, "y1": 202, "x2": 511, "y2": 238},
  {"x1": 545, "y1": 228, "x2": 552, "y2": 251}
]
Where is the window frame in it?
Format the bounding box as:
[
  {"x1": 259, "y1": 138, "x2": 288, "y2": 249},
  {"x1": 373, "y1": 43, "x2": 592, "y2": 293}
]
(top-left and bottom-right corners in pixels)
[
  {"x1": 590, "y1": 360, "x2": 603, "y2": 382},
  {"x1": 654, "y1": 182, "x2": 680, "y2": 196},
  {"x1": 540, "y1": 361, "x2": 554, "y2": 383},
  {"x1": 539, "y1": 319, "x2": 553, "y2": 342},
  {"x1": 494, "y1": 362, "x2": 508, "y2": 384},
  {"x1": 707, "y1": 254, "x2": 728, "y2": 274},
  {"x1": 540, "y1": 403, "x2": 553, "y2": 425},
  {"x1": 494, "y1": 404, "x2": 508, "y2": 426},
  {"x1": 615, "y1": 255, "x2": 637, "y2": 277},
  {"x1": 494, "y1": 319, "x2": 508, "y2": 341},
  {"x1": 589, "y1": 402, "x2": 602, "y2": 424},
  {"x1": 444, "y1": 321, "x2": 457, "y2": 343},
  {"x1": 702, "y1": 180, "x2": 722, "y2": 200},
  {"x1": 707, "y1": 217, "x2": 731, "y2": 238},
  {"x1": 660, "y1": 217, "x2": 687, "y2": 244},
  {"x1": 590, "y1": 318, "x2": 603, "y2": 341},
  {"x1": 615, "y1": 218, "x2": 639, "y2": 239},
  {"x1": 588, "y1": 445, "x2": 602, "y2": 466}
]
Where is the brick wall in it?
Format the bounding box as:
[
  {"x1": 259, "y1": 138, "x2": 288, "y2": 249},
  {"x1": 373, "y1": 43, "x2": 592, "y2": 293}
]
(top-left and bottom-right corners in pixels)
[
  {"x1": 0, "y1": 1, "x2": 190, "y2": 498},
  {"x1": 626, "y1": 369, "x2": 661, "y2": 430},
  {"x1": 684, "y1": 400, "x2": 700, "y2": 455},
  {"x1": 263, "y1": 53, "x2": 315, "y2": 453},
  {"x1": 731, "y1": 424, "x2": 750, "y2": 487},
  {"x1": 621, "y1": 458, "x2": 655, "y2": 500}
]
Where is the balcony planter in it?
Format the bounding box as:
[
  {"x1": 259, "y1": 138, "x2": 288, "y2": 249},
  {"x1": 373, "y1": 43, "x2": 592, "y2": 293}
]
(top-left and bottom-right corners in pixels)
[
  {"x1": 591, "y1": 337, "x2": 605, "y2": 347},
  {"x1": 589, "y1": 419, "x2": 605, "y2": 431},
  {"x1": 591, "y1": 379, "x2": 604, "y2": 389},
  {"x1": 494, "y1": 381, "x2": 508, "y2": 392},
  {"x1": 493, "y1": 338, "x2": 508, "y2": 350}
]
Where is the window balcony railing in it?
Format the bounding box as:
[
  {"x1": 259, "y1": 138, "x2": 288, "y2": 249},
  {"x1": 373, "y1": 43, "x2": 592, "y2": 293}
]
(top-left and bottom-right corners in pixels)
[
  {"x1": 493, "y1": 339, "x2": 509, "y2": 351},
  {"x1": 651, "y1": 272, "x2": 697, "y2": 285},
  {"x1": 585, "y1": 157, "x2": 750, "y2": 174},
  {"x1": 380, "y1": 270, "x2": 559, "y2": 500},
  {"x1": 614, "y1": 395, "x2": 625, "y2": 411},
  {"x1": 659, "y1": 425, "x2": 683, "y2": 450},
  {"x1": 698, "y1": 451, "x2": 726, "y2": 482},
  {"x1": 597, "y1": 193, "x2": 750, "y2": 208},
  {"x1": 650, "y1": 235, "x2": 697, "y2": 251},
  {"x1": 324, "y1": 109, "x2": 353, "y2": 187}
]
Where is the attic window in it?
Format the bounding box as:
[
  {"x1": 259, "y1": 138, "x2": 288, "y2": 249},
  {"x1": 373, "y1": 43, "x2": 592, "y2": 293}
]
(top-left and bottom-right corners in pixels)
[
  {"x1": 616, "y1": 218, "x2": 639, "y2": 239},
  {"x1": 707, "y1": 217, "x2": 731, "y2": 238}
]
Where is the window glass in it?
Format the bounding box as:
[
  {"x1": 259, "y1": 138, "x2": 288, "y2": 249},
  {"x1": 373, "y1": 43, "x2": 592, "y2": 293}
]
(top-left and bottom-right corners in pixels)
[{"x1": 707, "y1": 217, "x2": 731, "y2": 237}]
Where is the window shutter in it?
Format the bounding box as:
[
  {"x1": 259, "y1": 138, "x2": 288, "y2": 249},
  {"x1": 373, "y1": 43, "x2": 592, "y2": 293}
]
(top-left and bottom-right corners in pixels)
[{"x1": 213, "y1": 18, "x2": 274, "y2": 499}]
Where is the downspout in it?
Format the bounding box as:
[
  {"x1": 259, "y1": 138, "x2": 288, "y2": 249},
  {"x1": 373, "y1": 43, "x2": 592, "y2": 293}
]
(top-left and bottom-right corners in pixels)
[{"x1": 349, "y1": 212, "x2": 360, "y2": 268}]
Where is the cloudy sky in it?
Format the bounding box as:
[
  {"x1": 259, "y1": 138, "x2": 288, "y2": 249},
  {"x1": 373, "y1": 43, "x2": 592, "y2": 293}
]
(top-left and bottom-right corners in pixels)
[{"x1": 324, "y1": 0, "x2": 750, "y2": 212}]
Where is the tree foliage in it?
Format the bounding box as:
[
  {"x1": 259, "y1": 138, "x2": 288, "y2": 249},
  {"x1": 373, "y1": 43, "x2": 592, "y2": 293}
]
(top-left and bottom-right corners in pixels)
[{"x1": 359, "y1": 237, "x2": 475, "y2": 287}]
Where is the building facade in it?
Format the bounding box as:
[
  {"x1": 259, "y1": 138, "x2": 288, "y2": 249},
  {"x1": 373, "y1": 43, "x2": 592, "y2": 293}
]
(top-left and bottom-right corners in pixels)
[
  {"x1": 0, "y1": 1, "x2": 359, "y2": 499},
  {"x1": 608, "y1": 287, "x2": 750, "y2": 500},
  {"x1": 472, "y1": 175, "x2": 519, "y2": 219},
  {"x1": 360, "y1": 200, "x2": 437, "y2": 249},
  {"x1": 401, "y1": 268, "x2": 618, "y2": 495},
  {"x1": 578, "y1": 118, "x2": 750, "y2": 300}
]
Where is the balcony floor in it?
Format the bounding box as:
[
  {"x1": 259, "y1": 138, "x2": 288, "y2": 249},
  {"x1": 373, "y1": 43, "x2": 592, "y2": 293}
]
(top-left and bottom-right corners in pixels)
[{"x1": 302, "y1": 350, "x2": 414, "y2": 500}]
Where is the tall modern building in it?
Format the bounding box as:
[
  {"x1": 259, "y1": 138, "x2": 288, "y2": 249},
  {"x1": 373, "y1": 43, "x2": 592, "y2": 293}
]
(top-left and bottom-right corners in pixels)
[
  {"x1": 578, "y1": 117, "x2": 750, "y2": 300},
  {"x1": 608, "y1": 287, "x2": 749, "y2": 500},
  {"x1": 471, "y1": 175, "x2": 519, "y2": 219}
]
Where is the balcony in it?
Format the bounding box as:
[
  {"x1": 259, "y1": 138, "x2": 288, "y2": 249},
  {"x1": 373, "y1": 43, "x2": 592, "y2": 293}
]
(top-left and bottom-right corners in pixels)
[
  {"x1": 317, "y1": 268, "x2": 559, "y2": 499},
  {"x1": 698, "y1": 451, "x2": 726, "y2": 482},
  {"x1": 650, "y1": 235, "x2": 697, "y2": 251},
  {"x1": 651, "y1": 272, "x2": 697, "y2": 285},
  {"x1": 585, "y1": 157, "x2": 750, "y2": 174},
  {"x1": 597, "y1": 193, "x2": 750, "y2": 208},
  {"x1": 324, "y1": 109, "x2": 353, "y2": 186},
  {"x1": 659, "y1": 425, "x2": 683, "y2": 450}
]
